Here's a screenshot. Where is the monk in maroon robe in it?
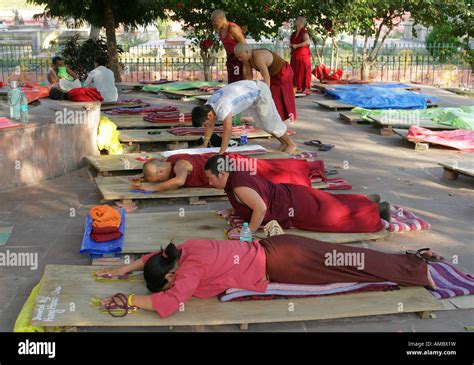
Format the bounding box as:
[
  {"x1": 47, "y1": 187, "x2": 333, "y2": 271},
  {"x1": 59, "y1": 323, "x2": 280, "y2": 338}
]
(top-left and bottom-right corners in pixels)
[
  {"x1": 211, "y1": 10, "x2": 246, "y2": 83},
  {"x1": 234, "y1": 43, "x2": 297, "y2": 122},
  {"x1": 290, "y1": 16, "x2": 312, "y2": 92},
  {"x1": 133, "y1": 153, "x2": 327, "y2": 192},
  {"x1": 205, "y1": 154, "x2": 387, "y2": 233}
]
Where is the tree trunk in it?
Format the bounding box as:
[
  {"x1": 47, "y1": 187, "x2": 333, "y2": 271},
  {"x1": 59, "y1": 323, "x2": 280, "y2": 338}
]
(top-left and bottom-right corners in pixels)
[
  {"x1": 361, "y1": 59, "x2": 371, "y2": 81},
  {"x1": 89, "y1": 25, "x2": 101, "y2": 40},
  {"x1": 103, "y1": 0, "x2": 121, "y2": 82},
  {"x1": 201, "y1": 50, "x2": 211, "y2": 81},
  {"x1": 352, "y1": 29, "x2": 358, "y2": 60}
]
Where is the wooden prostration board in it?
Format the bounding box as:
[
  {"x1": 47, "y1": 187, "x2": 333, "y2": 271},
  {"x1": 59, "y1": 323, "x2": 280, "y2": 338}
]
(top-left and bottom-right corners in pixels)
[
  {"x1": 86, "y1": 151, "x2": 291, "y2": 174},
  {"x1": 120, "y1": 212, "x2": 390, "y2": 253},
  {"x1": 119, "y1": 129, "x2": 272, "y2": 143},
  {"x1": 95, "y1": 176, "x2": 329, "y2": 202},
  {"x1": 370, "y1": 116, "x2": 457, "y2": 130},
  {"x1": 439, "y1": 160, "x2": 474, "y2": 181},
  {"x1": 314, "y1": 99, "x2": 355, "y2": 111},
  {"x1": 30, "y1": 265, "x2": 442, "y2": 328}
]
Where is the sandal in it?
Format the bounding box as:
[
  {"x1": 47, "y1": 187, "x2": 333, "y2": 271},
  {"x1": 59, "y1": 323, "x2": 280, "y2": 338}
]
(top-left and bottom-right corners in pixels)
[
  {"x1": 304, "y1": 140, "x2": 334, "y2": 151},
  {"x1": 406, "y1": 248, "x2": 445, "y2": 263}
]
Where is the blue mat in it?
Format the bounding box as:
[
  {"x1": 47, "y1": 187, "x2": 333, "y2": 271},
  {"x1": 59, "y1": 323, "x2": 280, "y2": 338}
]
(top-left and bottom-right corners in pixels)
[
  {"x1": 80, "y1": 209, "x2": 125, "y2": 256},
  {"x1": 324, "y1": 85, "x2": 436, "y2": 109}
]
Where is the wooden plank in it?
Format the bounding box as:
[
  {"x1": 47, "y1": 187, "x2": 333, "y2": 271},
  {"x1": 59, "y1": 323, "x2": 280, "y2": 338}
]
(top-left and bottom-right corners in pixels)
[
  {"x1": 120, "y1": 212, "x2": 390, "y2": 253},
  {"x1": 392, "y1": 129, "x2": 437, "y2": 151},
  {"x1": 85, "y1": 151, "x2": 291, "y2": 174},
  {"x1": 439, "y1": 160, "x2": 474, "y2": 180},
  {"x1": 30, "y1": 265, "x2": 442, "y2": 328},
  {"x1": 119, "y1": 129, "x2": 272, "y2": 144},
  {"x1": 370, "y1": 116, "x2": 457, "y2": 130},
  {"x1": 95, "y1": 176, "x2": 329, "y2": 202},
  {"x1": 101, "y1": 103, "x2": 148, "y2": 111},
  {"x1": 339, "y1": 112, "x2": 368, "y2": 125},
  {"x1": 314, "y1": 100, "x2": 354, "y2": 111},
  {"x1": 160, "y1": 89, "x2": 211, "y2": 98}
]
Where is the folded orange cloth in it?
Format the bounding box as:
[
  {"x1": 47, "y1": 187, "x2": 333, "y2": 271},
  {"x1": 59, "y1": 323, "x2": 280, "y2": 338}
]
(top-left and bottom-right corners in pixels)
[{"x1": 89, "y1": 205, "x2": 121, "y2": 229}]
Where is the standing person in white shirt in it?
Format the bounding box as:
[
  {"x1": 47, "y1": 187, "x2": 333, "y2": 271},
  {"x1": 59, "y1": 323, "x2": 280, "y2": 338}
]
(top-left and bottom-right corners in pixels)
[
  {"x1": 83, "y1": 56, "x2": 118, "y2": 102},
  {"x1": 191, "y1": 80, "x2": 297, "y2": 154}
]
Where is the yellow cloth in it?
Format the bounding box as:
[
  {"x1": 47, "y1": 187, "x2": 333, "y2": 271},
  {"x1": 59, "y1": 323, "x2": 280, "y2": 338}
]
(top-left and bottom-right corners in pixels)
[
  {"x1": 97, "y1": 116, "x2": 123, "y2": 155},
  {"x1": 90, "y1": 205, "x2": 121, "y2": 229}
]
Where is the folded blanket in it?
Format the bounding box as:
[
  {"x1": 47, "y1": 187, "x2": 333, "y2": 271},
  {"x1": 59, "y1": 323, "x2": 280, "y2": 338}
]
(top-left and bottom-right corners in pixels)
[
  {"x1": 428, "y1": 262, "x2": 474, "y2": 299},
  {"x1": 160, "y1": 145, "x2": 267, "y2": 158},
  {"x1": 144, "y1": 112, "x2": 192, "y2": 123},
  {"x1": 90, "y1": 230, "x2": 122, "y2": 242},
  {"x1": 168, "y1": 125, "x2": 260, "y2": 136},
  {"x1": 219, "y1": 281, "x2": 398, "y2": 302},
  {"x1": 90, "y1": 205, "x2": 121, "y2": 229},
  {"x1": 407, "y1": 125, "x2": 474, "y2": 151},
  {"x1": 381, "y1": 204, "x2": 430, "y2": 233},
  {"x1": 106, "y1": 106, "x2": 178, "y2": 115}
]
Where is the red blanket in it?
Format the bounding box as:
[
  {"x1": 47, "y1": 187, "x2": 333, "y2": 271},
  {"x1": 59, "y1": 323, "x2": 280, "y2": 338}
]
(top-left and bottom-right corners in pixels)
[
  {"x1": 407, "y1": 125, "x2": 474, "y2": 151},
  {"x1": 67, "y1": 88, "x2": 103, "y2": 102}
]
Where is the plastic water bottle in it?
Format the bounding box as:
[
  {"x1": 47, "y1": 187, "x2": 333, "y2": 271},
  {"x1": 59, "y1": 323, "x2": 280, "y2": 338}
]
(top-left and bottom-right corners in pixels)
[
  {"x1": 240, "y1": 125, "x2": 248, "y2": 145},
  {"x1": 240, "y1": 222, "x2": 253, "y2": 242},
  {"x1": 20, "y1": 92, "x2": 29, "y2": 122},
  {"x1": 7, "y1": 81, "x2": 21, "y2": 120}
]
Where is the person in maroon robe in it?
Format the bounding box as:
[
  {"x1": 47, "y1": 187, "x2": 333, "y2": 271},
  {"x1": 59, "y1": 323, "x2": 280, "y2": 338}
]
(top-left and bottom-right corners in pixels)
[
  {"x1": 133, "y1": 153, "x2": 327, "y2": 192},
  {"x1": 204, "y1": 154, "x2": 389, "y2": 233},
  {"x1": 234, "y1": 43, "x2": 297, "y2": 122},
  {"x1": 290, "y1": 16, "x2": 312, "y2": 93},
  {"x1": 211, "y1": 10, "x2": 246, "y2": 83}
]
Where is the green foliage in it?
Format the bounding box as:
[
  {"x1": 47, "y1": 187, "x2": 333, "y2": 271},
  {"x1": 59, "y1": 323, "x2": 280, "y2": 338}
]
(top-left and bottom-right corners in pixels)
[
  {"x1": 425, "y1": 24, "x2": 460, "y2": 61},
  {"x1": 28, "y1": 0, "x2": 165, "y2": 29},
  {"x1": 60, "y1": 34, "x2": 123, "y2": 80}
]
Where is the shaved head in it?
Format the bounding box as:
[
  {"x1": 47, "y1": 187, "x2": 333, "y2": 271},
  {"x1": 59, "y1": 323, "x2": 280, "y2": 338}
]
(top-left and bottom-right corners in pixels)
[
  {"x1": 296, "y1": 16, "x2": 307, "y2": 26},
  {"x1": 233, "y1": 43, "x2": 249, "y2": 56},
  {"x1": 211, "y1": 10, "x2": 226, "y2": 19},
  {"x1": 143, "y1": 158, "x2": 168, "y2": 182}
]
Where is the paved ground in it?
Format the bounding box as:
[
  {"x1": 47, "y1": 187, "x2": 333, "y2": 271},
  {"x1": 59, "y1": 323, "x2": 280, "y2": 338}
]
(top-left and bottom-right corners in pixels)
[{"x1": 0, "y1": 85, "x2": 473, "y2": 332}]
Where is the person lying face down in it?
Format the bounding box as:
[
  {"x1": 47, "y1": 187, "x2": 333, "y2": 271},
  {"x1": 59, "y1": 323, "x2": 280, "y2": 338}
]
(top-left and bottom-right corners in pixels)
[
  {"x1": 134, "y1": 153, "x2": 327, "y2": 193},
  {"x1": 97, "y1": 234, "x2": 436, "y2": 319},
  {"x1": 204, "y1": 154, "x2": 390, "y2": 234}
]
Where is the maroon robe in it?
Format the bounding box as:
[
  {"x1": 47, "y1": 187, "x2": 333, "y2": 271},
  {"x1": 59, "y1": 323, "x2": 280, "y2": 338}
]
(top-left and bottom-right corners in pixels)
[
  {"x1": 271, "y1": 62, "x2": 297, "y2": 121},
  {"x1": 224, "y1": 171, "x2": 384, "y2": 233},
  {"x1": 290, "y1": 27, "x2": 312, "y2": 91}
]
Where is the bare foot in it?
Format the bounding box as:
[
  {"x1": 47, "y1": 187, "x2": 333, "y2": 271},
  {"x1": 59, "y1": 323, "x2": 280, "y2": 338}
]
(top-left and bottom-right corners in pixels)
[{"x1": 283, "y1": 143, "x2": 297, "y2": 154}]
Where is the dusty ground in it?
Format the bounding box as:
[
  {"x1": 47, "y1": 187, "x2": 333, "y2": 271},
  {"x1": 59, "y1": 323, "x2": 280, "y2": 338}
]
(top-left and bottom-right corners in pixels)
[{"x1": 0, "y1": 85, "x2": 473, "y2": 332}]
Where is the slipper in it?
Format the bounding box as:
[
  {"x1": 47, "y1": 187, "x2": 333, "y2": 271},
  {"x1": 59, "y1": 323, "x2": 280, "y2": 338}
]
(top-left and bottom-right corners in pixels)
[
  {"x1": 147, "y1": 131, "x2": 161, "y2": 135},
  {"x1": 325, "y1": 169, "x2": 339, "y2": 176},
  {"x1": 406, "y1": 248, "x2": 445, "y2": 262},
  {"x1": 304, "y1": 140, "x2": 334, "y2": 151}
]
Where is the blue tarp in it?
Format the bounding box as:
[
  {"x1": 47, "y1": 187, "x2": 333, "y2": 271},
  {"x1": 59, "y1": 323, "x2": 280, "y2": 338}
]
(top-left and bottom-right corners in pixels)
[
  {"x1": 80, "y1": 209, "x2": 125, "y2": 256},
  {"x1": 324, "y1": 85, "x2": 437, "y2": 109}
]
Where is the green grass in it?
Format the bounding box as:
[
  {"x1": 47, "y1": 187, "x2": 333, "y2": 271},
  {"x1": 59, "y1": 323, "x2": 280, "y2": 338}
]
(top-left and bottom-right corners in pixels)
[{"x1": 0, "y1": 0, "x2": 45, "y2": 10}]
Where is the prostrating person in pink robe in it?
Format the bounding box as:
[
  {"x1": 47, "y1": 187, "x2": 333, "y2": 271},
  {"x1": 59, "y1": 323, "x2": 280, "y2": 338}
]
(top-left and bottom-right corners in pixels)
[
  {"x1": 204, "y1": 154, "x2": 388, "y2": 233},
  {"x1": 97, "y1": 235, "x2": 435, "y2": 318},
  {"x1": 234, "y1": 43, "x2": 297, "y2": 122}
]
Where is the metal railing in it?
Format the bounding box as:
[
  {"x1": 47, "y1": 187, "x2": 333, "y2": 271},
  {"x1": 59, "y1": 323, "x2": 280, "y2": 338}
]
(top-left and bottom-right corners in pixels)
[{"x1": 0, "y1": 43, "x2": 471, "y2": 88}]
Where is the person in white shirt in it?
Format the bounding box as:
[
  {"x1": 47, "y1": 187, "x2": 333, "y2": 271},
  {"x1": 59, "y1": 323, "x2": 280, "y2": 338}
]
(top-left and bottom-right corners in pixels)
[
  {"x1": 191, "y1": 80, "x2": 296, "y2": 153},
  {"x1": 83, "y1": 56, "x2": 118, "y2": 102}
]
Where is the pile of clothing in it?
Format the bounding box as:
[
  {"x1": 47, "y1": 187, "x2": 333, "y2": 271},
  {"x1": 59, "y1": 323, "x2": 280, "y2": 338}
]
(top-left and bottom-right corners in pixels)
[{"x1": 89, "y1": 205, "x2": 123, "y2": 242}]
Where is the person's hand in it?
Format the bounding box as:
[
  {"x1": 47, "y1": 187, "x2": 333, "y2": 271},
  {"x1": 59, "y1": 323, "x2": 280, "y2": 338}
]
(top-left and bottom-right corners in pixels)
[
  {"x1": 199, "y1": 143, "x2": 209, "y2": 148},
  {"x1": 96, "y1": 266, "x2": 128, "y2": 278},
  {"x1": 100, "y1": 294, "x2": 129, "y2": 308},
  {"x1": 227, "y1": 227, "x2": 241, "y2": 238},
  {"x1": 131, "y1": 182, "x2": 142, "y2": 190}
]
